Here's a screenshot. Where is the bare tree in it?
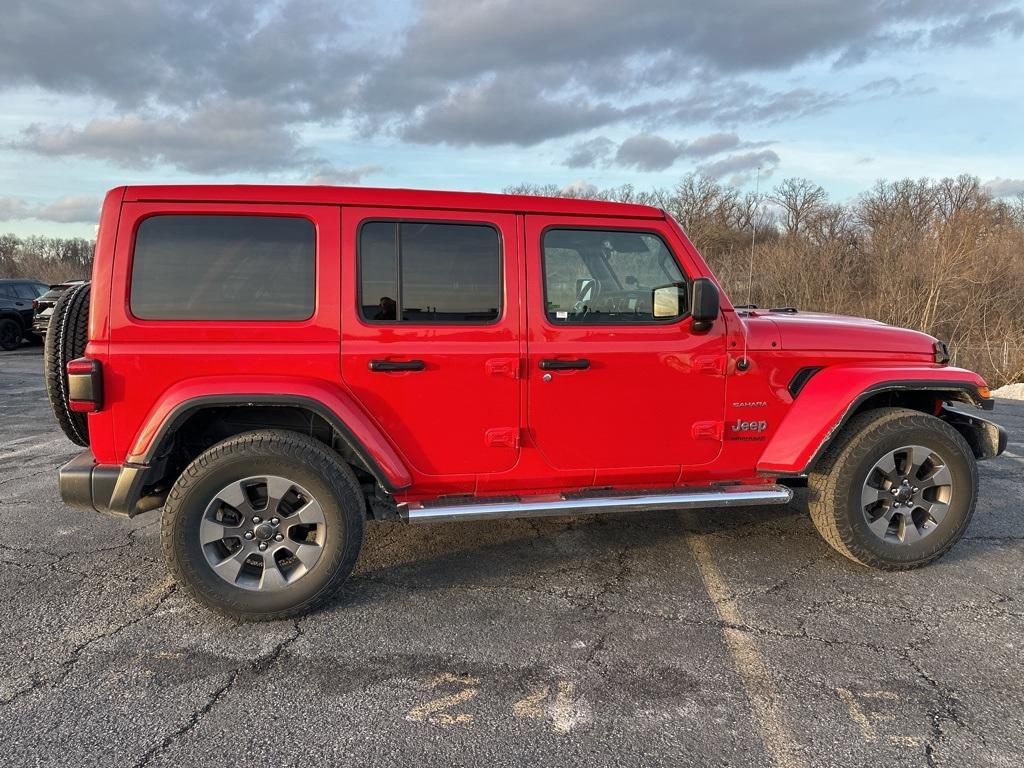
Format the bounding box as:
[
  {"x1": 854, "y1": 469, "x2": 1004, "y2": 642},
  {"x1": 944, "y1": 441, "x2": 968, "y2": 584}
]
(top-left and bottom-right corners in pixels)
[
  {"x1": 0, "y1": 234, "x2": 95, "y2": 282},
  {"x1": 769, "y1": 177, "x2": 828, "y2": 238}
]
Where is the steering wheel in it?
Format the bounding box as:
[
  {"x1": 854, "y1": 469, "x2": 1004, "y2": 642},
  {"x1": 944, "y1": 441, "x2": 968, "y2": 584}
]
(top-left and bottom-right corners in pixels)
[{"x1": 592, "y1": 290, "x2": 650, "y2": 314}]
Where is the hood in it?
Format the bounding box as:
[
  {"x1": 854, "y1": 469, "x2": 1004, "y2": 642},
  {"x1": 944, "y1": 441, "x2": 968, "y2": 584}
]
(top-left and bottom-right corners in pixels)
[{"x1": 740, "y1": 310, "x2": 937, "y2": 356}]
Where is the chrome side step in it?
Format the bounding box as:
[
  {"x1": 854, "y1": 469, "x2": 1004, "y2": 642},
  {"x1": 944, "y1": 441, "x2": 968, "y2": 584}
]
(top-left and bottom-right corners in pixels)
[{"x1": 400, "y1": 485, "x2": 793, "y2": 524}]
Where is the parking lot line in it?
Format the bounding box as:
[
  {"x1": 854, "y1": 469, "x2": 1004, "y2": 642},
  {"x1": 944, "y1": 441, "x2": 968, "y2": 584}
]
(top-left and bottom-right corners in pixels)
[
  {"x1": 687, "y1": 533, "x2": 809, "y2": 768},
  {"x1": 836, "y1": 687, "x2": 877, "y2": 741}
]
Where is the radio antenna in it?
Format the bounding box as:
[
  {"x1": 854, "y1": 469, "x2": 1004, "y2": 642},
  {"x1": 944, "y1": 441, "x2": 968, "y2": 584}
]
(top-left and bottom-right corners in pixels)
[
  {"x1": 738, "y1": 166, "x2": 761, "y2": 371},
  {"x1": 746, "y1": 166, "x2": 760, "y2": 308}
]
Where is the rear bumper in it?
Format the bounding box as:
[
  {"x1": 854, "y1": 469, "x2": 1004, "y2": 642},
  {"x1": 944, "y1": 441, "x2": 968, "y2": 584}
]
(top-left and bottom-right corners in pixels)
[{"x1": 59, "y1": 451, "x2": 149, "y2": 517}]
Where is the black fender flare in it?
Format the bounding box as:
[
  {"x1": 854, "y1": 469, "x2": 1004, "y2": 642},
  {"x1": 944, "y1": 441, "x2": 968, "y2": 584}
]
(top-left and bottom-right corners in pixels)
[{"x1": 132, "y1": 394, "x2": 410, "y2": 494}]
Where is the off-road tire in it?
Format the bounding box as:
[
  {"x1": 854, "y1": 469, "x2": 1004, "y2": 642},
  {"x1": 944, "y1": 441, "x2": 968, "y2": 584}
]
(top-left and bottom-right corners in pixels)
[
  {"x1": 43, "y1": 283, "x2": 91, "y2": 446},
  {"x1": 0, "y1": 318, "x2": 21, "y2": 351},
  {"x1": 161, "y1": 430, "x2": 365, "y2": 621},
  {"x1": 808, "y1": 407, "x2": 977, "y2": 570}
]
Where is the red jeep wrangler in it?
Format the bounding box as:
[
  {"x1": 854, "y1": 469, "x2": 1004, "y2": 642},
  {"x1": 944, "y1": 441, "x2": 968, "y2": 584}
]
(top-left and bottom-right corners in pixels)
[{"x1": 47, "y1": 185, "x2": 1007, "y2": 620}]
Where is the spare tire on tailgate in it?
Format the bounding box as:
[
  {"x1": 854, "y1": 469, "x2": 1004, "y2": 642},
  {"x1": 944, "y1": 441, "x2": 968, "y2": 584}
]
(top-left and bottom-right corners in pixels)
[{"x1": 44, "y1": 282, "x2": 91, "y2": 446}]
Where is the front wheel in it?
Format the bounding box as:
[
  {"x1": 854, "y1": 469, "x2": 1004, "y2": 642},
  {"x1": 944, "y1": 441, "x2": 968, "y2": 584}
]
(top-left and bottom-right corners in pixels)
[
  {"x1": 808, "y1": 407, "x2": 977, "y2": 570},
  {"x1": 0, "y1": 318, "x2": 21, "y2": 350},
  {"x1": 161, "y1": 430, "x2": 365, "y2": 620}
]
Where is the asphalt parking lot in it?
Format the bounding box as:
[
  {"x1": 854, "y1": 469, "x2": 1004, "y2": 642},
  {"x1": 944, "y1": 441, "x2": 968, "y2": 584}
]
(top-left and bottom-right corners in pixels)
[{"x1": 1, "y1": 346, "x2": 1022, "y2": 768}]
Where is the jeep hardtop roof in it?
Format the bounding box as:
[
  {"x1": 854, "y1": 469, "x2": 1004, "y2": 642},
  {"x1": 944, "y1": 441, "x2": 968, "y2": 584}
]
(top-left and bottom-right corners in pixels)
[{"x1": 121, "y1": 185, "x2": 666, "y2": 220}]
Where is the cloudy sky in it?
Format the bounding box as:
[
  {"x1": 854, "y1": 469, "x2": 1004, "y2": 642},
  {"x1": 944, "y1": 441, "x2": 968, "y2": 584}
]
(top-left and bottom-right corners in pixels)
[{"x1": 1, "y1": 0, "x2": 1023, "y2": 237}]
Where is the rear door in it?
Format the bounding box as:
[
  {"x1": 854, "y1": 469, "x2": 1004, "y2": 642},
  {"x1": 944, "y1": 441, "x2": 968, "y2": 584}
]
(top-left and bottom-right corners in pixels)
[
  {"x1": 340, "y1": 207, "x2": 521, "y2": 476},
  {"x1": 524, "y1": 215, "x2": 727, "y2": 481},
  {"x1": 107, "y1": 202, "x2": 340, "y2": 459},
  {"x1": 9, "y1": 283, "x2": 37, "y2": 325}
]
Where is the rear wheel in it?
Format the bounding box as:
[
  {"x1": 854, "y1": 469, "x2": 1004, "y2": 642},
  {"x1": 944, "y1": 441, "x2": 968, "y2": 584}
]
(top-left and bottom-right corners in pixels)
[
  {"x1": 0, "y1": 318, "x2": 21, "y2": 350},
  {"x1": 43, "y1": 283, "x2": 90, "y2": 446},
  {"x1": 808, "y1": 407, "x2": 977, "y2": 569},
  {"x1": 161, "y1": 430, "x2": 365, "y2": 620}
]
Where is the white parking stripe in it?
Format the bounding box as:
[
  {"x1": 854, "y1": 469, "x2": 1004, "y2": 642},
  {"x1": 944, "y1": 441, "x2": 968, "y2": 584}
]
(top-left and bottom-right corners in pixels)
[{"x1": 688, "y1": 533, "x2": 809, "y2": 768}]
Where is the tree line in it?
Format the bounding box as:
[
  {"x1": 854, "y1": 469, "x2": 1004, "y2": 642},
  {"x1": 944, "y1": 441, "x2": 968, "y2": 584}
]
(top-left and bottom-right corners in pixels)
[
  {"x1": 507, "y1": 174, "x2": 1024, "y2": 385},
  {"x1": 0, "y1": 233, "x2": 94, "y2": 284}
]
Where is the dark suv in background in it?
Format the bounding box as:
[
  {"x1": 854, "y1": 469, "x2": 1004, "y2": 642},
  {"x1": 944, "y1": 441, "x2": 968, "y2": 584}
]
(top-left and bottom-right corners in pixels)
[
  {"x1": 0, "y1": 278, "x2": 48, "y2": 350},
  {"x1": 31, "y1": 280, "x2": 88, "y2": 339}
]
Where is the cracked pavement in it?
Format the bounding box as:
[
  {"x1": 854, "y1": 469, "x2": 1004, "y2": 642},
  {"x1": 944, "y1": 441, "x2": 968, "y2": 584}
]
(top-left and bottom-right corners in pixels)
[{"x1": 1, "y1": 346, "x2": 1022, "y2": 767}]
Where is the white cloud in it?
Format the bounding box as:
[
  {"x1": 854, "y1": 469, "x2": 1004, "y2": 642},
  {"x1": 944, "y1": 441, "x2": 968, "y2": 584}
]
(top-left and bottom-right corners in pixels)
[
  {"x1": 696, "y1": 150, "x2": 781, "y2": 186},
  {"x1": 0, "y1": 195, "x2": 101, "y2": 223},
  {"x1": 17, "y1": 100, "x2": 313, "y2": 174},
  {"x1": 985, "y1": 177, "x2": 1024, "y2": 198},
  {"x1": 5, "y1": 0, "x2": 1018, "y2": 159},
  {"x1": 306, "y1": 164, "x2": 384, "y2": 185},
  {"x1": 0, "y1": 197, "x2": 30, "y2": 220}
]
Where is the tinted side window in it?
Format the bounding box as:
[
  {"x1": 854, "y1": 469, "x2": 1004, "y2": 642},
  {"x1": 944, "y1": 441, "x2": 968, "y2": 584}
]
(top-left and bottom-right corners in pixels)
[
  {"x1": 358, "y1": 222, "x2": 399, "y2": 321},
  {"x1": 542, "y1": 229, "x2": 686, "y2": 324},
  {"x1": 130, "y1": 215, "x2": 315, "y2": 321},
  {"x1": 359, "y1": 222, "x2": 501, "y2": 324},
  {"x1": 15, "y1": 283, "x2": 43, "y2": 299},
  {"x1": 0, "y1": 285, "x2": 16, "y2": 299}
]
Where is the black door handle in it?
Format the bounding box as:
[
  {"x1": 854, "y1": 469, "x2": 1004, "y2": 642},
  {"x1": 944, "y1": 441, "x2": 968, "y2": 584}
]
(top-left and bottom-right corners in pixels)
[
  {"x1": 369, "y1": 359, "x2": 426, "y2": 372},
  {"x1": 539, "y1": 358, "x2": 590, "y2": 371}
]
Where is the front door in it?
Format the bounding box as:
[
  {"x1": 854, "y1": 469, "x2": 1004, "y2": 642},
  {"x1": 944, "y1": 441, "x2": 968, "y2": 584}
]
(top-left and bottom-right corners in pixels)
[
  {"x1": 340, "y1": 207, "x2": 521, "y2": 477},
  {"x1": 525, "y1": 216, "x2": 726, "y2": 479}
]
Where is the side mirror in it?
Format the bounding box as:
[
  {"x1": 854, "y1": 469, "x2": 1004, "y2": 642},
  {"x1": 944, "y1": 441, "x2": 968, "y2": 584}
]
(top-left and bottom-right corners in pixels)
[
  {"x1": 691, "y1": 277, "x2": 720, "y2": 332},
  {"x1": 652, "y1": 283, "x2": 685, "y2": 319}
]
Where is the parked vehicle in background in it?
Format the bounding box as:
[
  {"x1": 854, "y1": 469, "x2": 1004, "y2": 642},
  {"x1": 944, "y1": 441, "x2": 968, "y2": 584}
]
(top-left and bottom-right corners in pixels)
[
  {"x1": 31, "y1": 280, "x2": 89, "y2": 338},
  {"x1": 47, "y1": 185, "x2": 1008, "y2": 621},
  {"x1": 0, "y1": 278, "x2": 48, "y2": 350}
]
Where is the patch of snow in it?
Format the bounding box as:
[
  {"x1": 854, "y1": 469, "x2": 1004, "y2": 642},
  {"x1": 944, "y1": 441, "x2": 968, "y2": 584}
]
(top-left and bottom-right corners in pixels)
[{"x1": 992, "y1": 383, "x2": 1024, "y2": 400}]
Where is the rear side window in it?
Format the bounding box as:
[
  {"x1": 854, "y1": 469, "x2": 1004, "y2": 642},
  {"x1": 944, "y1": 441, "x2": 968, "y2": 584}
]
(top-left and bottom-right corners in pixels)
[
  {"x1": 15, "y1": 283, "x2": 44, "y2": 299},
  {"x1": 358, "y1": 221, "x2": 501, "y2": 324},
  {"x1": 130, "y1": 215, "x2": 315, "y2": 321}
]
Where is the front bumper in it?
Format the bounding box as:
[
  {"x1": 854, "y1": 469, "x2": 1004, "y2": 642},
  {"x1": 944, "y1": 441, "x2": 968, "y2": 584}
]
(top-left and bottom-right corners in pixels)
[
  {"x1": 59, "y1": 451, "x2": 149, "y2": 517},
  {"x1": 941, "y1": 403, "x2": 1008, "y2": 460}
]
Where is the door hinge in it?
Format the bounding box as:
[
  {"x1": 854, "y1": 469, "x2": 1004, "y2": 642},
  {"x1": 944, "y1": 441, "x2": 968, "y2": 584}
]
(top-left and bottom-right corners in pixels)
[
  {"x1": 485, "y1": 427, "x2": 520, "y2": 448},
  {"x1": 692, "y1": 421, "x2": 724, "y2": 441},
  {"x1": 485, "y1": 358, "x2": 520, "y2": 379},
  {"x1": 694, "y1": 355, "x2": 726, "y2": 376}
]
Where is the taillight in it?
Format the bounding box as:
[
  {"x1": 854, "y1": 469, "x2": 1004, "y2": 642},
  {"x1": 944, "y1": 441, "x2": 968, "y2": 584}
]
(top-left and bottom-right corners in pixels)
[
  {"x1": 32, "y1": 299, "x2": 38, "y2": 310},
  {"x1": 66, "y1": 358, "x2": 103, "y2": 413}
]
